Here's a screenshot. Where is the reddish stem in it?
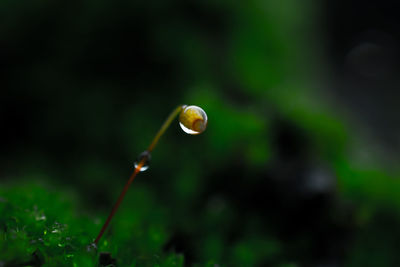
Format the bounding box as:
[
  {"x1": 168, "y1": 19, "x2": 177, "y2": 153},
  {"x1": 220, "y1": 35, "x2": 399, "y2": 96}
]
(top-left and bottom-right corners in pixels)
[
  {"x1": 93, "y1": 159, "x2": 145, "y2": 245},
  {"x1": 93, "y1": 105, "x2": 183, "y2": 245}
]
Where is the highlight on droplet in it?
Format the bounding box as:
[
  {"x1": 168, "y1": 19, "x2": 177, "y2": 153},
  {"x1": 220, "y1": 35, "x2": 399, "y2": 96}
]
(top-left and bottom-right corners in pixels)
[
  {"x1": 179, "y1": 105, "x2": 208, "y2": 135},
  {"x1": 134, "y1": 150, "x2": 151, "y2": 171}
]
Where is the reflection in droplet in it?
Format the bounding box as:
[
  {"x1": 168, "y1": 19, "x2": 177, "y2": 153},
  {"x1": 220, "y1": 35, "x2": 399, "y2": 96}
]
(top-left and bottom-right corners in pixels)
[
  {"x1": 179, "y1": 105, "x2": 208, "y2": 135},
  {"x1": 86, "y1": 242, "x2": 98, "y2": 253},
  {"x1": 134, "y1": 151, "x2": 151, "y2": 172}
]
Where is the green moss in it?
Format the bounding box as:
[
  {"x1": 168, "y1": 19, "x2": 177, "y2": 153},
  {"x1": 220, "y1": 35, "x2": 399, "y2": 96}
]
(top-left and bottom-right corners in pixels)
[{"x1": 0, "y1": 183, "x2": 183, "y2": 267}]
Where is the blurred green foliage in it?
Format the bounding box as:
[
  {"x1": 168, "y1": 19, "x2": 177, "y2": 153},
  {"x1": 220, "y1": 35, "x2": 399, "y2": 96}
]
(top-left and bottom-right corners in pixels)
[{"x1": 1, "y1": 0, "x2": 400, "y2": 266}]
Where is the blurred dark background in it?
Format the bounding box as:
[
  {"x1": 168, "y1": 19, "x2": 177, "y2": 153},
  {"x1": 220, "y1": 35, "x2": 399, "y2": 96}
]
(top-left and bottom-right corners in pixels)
[{"x1": 1, "y1": 0, "x2": 400, "y2": 266}]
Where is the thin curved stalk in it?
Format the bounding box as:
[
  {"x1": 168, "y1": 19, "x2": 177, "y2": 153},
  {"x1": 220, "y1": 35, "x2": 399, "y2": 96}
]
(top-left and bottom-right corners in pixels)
[{"x1": 93, "y1": 105, "x2": 184, "y2": 245}]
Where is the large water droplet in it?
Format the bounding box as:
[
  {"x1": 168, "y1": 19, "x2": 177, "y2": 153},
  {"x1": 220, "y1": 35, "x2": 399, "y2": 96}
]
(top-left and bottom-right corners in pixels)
[
  {"x1": 179, "y1": 105, "x2": 208, "y2": 135},
  {"x1": 134, "y1": 151, "x2": 151, "y2": 171}
]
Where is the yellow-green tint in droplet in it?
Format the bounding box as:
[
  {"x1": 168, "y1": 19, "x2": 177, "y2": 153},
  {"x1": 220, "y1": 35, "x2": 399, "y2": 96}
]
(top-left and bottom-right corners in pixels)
[{"x1": 179, "y1": 105, "x2": 208, "y2": 135}]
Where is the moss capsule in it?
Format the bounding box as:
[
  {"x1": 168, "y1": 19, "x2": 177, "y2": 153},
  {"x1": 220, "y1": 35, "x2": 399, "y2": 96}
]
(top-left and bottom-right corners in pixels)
[{"x1": 179, "y1": 105, "x2": 208, "y2": 135}]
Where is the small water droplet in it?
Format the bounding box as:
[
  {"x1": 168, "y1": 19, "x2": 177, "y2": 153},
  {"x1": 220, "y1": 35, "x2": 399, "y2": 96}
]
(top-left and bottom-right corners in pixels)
[
  {"x1": 35, "y1": 214, "x2": 46, "y2": 221},
  {"x1": 179, "y1": 105, "x2": 207, "y2": 135},
  {"x1": 86, "y1": 242, "x2": 97, "y2": 253},
  {"x1": 134, "y1": 151, "x2": 151, "y2": 172}
]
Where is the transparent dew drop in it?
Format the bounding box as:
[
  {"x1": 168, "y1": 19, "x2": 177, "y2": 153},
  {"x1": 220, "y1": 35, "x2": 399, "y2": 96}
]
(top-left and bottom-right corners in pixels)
[
  {"x1": 86, "y1": 242, "x2": 98, "y2": 254},
  {"x1": 179, "y1": 105, "x2": 208, "y2": 135},
  {"x1": 134, "y1": 150, "x2": 151, "y2": 172}
]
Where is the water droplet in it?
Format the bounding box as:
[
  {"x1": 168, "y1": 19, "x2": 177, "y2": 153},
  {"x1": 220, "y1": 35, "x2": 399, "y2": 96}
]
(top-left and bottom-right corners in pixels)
[
  {"x1": 179, "y1": 105, "x2": 207, "y2": 135},
  {"x1": 35, "y1": 214, "x2": 46, "y2": 221},
  {"x1": 86, "y1": 242, "x2": 97, "y2": 253},
  {"x1": 134, "y1": 151, "x2": 151, "y2": 172}
]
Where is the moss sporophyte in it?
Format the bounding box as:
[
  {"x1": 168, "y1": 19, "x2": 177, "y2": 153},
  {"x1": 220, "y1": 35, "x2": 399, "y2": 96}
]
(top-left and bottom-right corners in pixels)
[{"x1": 92, "y1": 105, "x2": 208, "y2": 247}]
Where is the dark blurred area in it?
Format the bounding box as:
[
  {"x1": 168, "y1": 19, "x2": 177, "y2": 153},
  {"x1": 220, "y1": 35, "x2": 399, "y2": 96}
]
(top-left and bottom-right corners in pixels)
[
  {"x1": 325, "y1": 0, "x2": 400, "y2": 161},
  {"x1": 1, "y1": 0, "x2": 400, "y2": 266}
]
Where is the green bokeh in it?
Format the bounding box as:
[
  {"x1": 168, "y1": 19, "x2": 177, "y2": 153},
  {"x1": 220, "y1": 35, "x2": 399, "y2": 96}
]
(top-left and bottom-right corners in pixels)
[{"x1": 1, "y1": 0, "x2": 399, "y2": 266}]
